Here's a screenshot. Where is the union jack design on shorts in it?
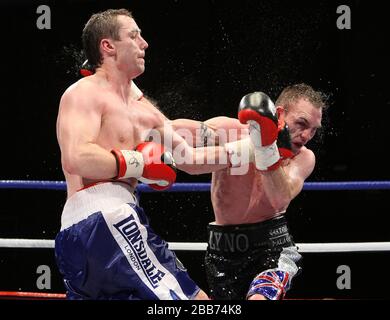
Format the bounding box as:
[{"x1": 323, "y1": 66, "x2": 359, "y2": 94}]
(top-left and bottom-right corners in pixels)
[{"x1": 247, "y1": 269, "x2": 291, "y2": 300}]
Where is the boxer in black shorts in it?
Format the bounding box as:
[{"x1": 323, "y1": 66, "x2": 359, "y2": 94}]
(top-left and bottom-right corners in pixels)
[
  {"x1": 205, "y1": 215, "x2": 301, "y2": 299},
  {"x1": 172, "y1": 84, "x2": 327, "y2": 299}
]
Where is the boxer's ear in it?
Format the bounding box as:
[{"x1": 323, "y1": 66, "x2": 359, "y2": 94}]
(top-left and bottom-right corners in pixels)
[
  {"x1": 101, "y1": 38, "x2": 116, "y2": 56},
  {"x1": 276, "y1": 106, "x2": 285, "y2": 120},
  {"x1": 276, "y1": 106, "x2": 287, "y2": 130}
]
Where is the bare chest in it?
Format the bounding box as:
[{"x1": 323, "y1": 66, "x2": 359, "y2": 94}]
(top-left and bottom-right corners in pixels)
[
  {"x1": 98, "y1": 97, "x2": 163, "y2": 149},
  {"x1": 211, "y1": 166, "x2": 276, "y2": 224}
]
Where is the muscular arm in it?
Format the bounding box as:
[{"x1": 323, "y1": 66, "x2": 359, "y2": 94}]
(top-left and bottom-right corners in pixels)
[
  {"x1": 261, "y1": 148, "x2": 316, "y2": 211},
  {"x1": 156, "y1": 121, "x2": 231, "y2": 175},
  {"x1": 56, "y1": 84, "x2": 117, "y2": 179},
  {"x1": 168, "y1": 116, "x2": 253, "y2": 173},
  {"x1": 205, "y1": 116, "x2": 248, "y2": 144},
  {"x1": 170, "y1": 118, "x2": 219, "y2": 147},
  {"x1": 171, "y1": 116, "x2": 249, "y2": 146}
]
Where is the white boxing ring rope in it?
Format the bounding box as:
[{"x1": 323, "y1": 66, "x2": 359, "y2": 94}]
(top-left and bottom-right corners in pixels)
[
  {"x1": 0, "y1": 238, "x2": 390, "y2": 252},
  {"x1": 0, "y1": 180, "x2": 390, "y2": 253}
]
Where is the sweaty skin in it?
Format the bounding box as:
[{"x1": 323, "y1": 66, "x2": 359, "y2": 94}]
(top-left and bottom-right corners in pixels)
[
  {"x1": 56, "y1": 15, "x2": 241, "y2": 300},
  {"x1": 172, "y1": 95, "x2": 323, "y2": 300},
  {"x1": 57, "y1": 78, "x2": 157, "y2": 197},
  {"x1": 57, "y1": 16, "x2": 231, "y2": 200},
  {"x1": 206, "y1": 98, "x2": 322, "y2": 225}
]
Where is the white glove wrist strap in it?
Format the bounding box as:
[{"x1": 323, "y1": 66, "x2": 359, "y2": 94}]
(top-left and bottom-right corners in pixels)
[
  {"x1": 112, "y1": 150, "x2": 144, "y2": 179},
  {"x1": 254, "y1": 141, "x2": 280, "y2": 171}
]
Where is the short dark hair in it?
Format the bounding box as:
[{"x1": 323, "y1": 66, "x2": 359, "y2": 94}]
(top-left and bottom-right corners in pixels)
[
  {"x1": 82, "y1": 9, "x2": 133, "y2": 69},
  {"x1": 276, "y1": 83, "x2": 328, "y2": 111}
]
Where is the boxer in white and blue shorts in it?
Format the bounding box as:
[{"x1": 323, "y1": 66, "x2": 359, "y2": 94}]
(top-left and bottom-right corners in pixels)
[{"x1": 55, "y1": 182, "x2": 199, "y2": 300}]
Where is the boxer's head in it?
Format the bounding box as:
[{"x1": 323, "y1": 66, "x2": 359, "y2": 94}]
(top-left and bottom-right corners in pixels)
[
  {"x1": 275, "y1": 84, "x2": 327, "y2": 153},
  {"x1": 82, "y1": 8, "x2": 148, "y2": 76}
]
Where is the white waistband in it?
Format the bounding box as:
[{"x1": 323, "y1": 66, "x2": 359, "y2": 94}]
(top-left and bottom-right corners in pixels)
[{"x1": 60, "y1": 182, "x2": 137, "y2": 231}]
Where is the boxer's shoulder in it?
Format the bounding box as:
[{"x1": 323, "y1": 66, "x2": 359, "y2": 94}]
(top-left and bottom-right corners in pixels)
[
  {"x1": 284, "y1": 146, "x2": 315, "y2": 179},
  {"x1": 62, "y1": 75, "x2": 101, "y2": 99},
  {"x1": 59, "y1": 78, "x2": 104, "y2": 113},
  {"x1": 293, "y1": 146, "x2": 315, "y2": 164}
]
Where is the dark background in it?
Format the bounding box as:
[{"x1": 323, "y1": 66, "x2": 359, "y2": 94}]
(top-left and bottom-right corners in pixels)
[{"x1": 0, "y1": 0, "x2": 389, "y2": 299}]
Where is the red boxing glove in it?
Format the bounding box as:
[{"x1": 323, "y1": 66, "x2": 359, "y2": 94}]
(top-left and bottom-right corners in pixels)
[
  {"x1": 238, "y1": 92, "x2": 281, "y2": 171},
  {"x1": 111, "y1": 142, "x2": 176, "y2": 191},
  {"x1": 136, "y1": 142, "x2": 177, "y2": 191}
]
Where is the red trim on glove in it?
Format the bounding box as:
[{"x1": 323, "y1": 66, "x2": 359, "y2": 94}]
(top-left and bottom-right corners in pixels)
[
  {"x1": 111, "y1": 149, "x2": 127, "y2": 179},
  {"x1": 238, "y1": 109, "x2": 278, "y2": 145}
]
